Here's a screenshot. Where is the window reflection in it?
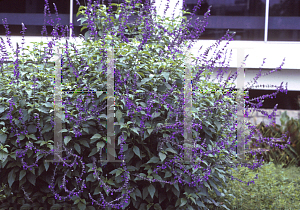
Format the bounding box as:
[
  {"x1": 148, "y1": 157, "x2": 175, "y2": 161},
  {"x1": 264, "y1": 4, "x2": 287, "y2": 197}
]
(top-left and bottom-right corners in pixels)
[
  {"x1": 269, "y1": 0, "x2": 300, "y2": 16},
  {"x1": 183, "y1": 0, "x2": 265, "y2": 40},
  {"x1": 268, "y1": 0, "x2": 300, "y2": 41},
  {"x1": 184, "y1": 0, "x2": 266, "y2": 16},
  {"x1": 0, "y1": 0, "x2": 70, "y2": 36}
]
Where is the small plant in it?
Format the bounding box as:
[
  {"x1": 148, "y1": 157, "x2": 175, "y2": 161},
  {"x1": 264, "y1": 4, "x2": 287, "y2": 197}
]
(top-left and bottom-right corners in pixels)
[{"x1": 208, "y1": 161, "x2": 300, "y2": 209}]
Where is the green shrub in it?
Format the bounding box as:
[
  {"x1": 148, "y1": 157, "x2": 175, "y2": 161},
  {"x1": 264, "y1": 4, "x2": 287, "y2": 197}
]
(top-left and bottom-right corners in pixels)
[
  {"x1": 0, "y1": 0, "x2": 289, "y2": 209},
  {"x1": 208, "y1": 160, "x2": 300, "y2": 210}
]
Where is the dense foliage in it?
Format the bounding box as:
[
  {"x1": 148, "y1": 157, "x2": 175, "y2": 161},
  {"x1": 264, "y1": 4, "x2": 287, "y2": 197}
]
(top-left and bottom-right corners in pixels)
[{"x1": 0, "y1": 0, "x2": 291, "y2": 209}]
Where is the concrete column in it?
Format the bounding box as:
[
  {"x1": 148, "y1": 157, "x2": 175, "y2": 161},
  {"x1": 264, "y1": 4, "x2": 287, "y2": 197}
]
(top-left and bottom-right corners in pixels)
[{"x1": 184, "y1": 48, "x2": 193, "y2": 162}]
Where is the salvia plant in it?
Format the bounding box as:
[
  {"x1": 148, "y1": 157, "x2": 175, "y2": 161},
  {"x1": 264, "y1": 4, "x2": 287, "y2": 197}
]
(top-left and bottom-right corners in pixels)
[{"x1": 0, "y1": 0, "x2": 292, "y2": 209}]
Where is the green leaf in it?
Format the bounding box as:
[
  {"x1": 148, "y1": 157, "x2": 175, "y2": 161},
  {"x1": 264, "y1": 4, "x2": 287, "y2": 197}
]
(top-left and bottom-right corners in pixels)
[
  {"x1": 97, "y1": 141, "x2": 105, "y2": 150},
  {"x1": 64, "y1": 136, "x2": 72, "y2": 145},
  {"x1": 86, "y1": 173, "x2": 96, "y2": 182},
  {"x1": 20, "y1": 204, "x2": 32, "y2": 210},
  {"x1": 116, "y1": 109, "x2": 122, "y2": 123},
  {"x1": 79, "y1": 139, "x2": 90, "y2": 148},
  {"x1": 159, "y1": 152, "x2": 166, "y2": 162},
  {"x1": 164, "y1": 171, "x2": 172, "y2": 178},
  {"x1": 135, "y1": 188, "x2": 142, "y2": 198},
  {"x1": 133, "y1": 146, "x2": 141, "y2": 159},
  {"x1": 147, "y1": 128, "x2": 154, "y2": 135},
  {"x1": 130, "y1": 127, "x2": 139, "y2": 136},
  {"x1": 175, "y1": 198, "x2": 181, "y2": 207},
  {"x1": 143, "y1": 187, "x2": 149, "y2": 199},
  {"x1": 74, "y1": 143, "x2": 81, "y2": 154},
  {"x1": 58, "y1": 129, "x2": 68, "y2": 133},
  {"x1": 74, "y1": 198, "x2": 80, "y2": 204},
  {"x1": 0, "y1": 134, "x2": 7, "y2": 144},
  {"x1": 26, "y1": 134, "x2": 37, "y2": 140},
  {"x1": 196, "y1": 200, "x2": 206, "y2": 207},
  {"x1": 165, "y1": 147, "x2": 177, "y2": 154},
  {"x1": 8, "y1": 168, "x2": 16, "y2": 188},
  {"x1": 147, "y1": 156, "x2": 159, "y2": 164},
  {"x1": 27, "y1": 124, "x2": 37, "y2": 133},
  {"x1": 90, "y1": 133, "x2": 101, "y2": 141},
  {"x1": 41, "y1": 123, "x2": 52, "y2": 134},
  {"x1": 27, "y1": 172, "x2": 36, "y2": 186},
  {"x1": 148, "y1": 184, "x2": 155, "y2": 199},
  {"x1": 215, "y1": 121, "x2": 221, "y2": 131},
  {"x1": 147, "y1": 203, "x2": 153, "y2": 210},
  {"x1": 162, "y1": 72, "x2": 170, "y2": 82},
  {"x1": 153, "y1": 203, "x2": 162, "y2": 210},
  {"x1": 88, "y1": 147, "x2": 98, "y2": 157},
  {"x1": 151, "y1": 111, "x2": 161, "y2": 119},
  {"x1": 78, "y1": 202, "x2": 86, "y2": 210},
  {"x1": 44, "y1": 161, "x2": 49, "y2": 171},
  {"x1": 179, "y1": 198, "x2": 187, "y2": 207},
  {"x1": 0, "y1": 151, "x2": 8, "y2": 162},
  {"x1": 19, "y1": 170, "x2": 26, "y2": 181}
]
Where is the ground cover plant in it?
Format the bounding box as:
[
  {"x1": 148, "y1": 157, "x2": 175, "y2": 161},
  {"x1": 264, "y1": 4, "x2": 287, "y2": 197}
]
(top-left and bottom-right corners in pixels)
[
  {"x1": 207, "y1": 160, "x2": 300, "y2": 210},
  {"x1": 0, "y1": 0, "x2": 291, "y2": 209}
]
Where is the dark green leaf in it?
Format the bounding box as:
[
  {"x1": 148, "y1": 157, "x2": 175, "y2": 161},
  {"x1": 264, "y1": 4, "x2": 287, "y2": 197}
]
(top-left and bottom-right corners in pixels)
[
  {"x1": 116, "y1": 109, "x2": 122, "y2": 123},
  {"x1": 19, "y1": 170, "x2": 26, "y2": 181},
  {"x1": 143, "y1": 187, "x2": 148, "y2": 199},
  {"x1": 90, "y1": 133, "x2": 101, "y2": 141},
  {"x1": 0, "y1": 151, "x2": 8, "y2": 162},
  {"x1": 78, "y1": 202, "x2": 86, "y2": 210},
  {"x1": 97, "y1": 141, "x2": 105, "y2": 150},
  {"x1": 86, "y1": 173, "x2": 96, "y2": 182},
  {"x1": 130, "y1": 127, "x2": 139, "y2": 136},
  {"x1": 133, "y1": 146, "x2": 141, "y2": 159},
  {"x1": 159, "y1": 152, "x2": 166, "y2": 162},
  {"x1": 8, "y1": 168, "x2": 16, "y2": 188},
  {"x1": 147, "y1": 156, "x2": 159, "y2": 164},
  {"x1": 88, "y1": 147, "x2": 98, "y2": 157},
  {"x1": 20, "y1": 204, "x2": 31, "y2": 210},
  {"x1": 196, "y1": 200, "x2": 206, "y2": 208},
  {"x1": 44, "y1": 161, "x2": 49, "y2": 171},
  {"x1": 74, "y1": 143, "x2": 81, "y2": 154},
  {"x1": 27, "y1": 172, "x2": 36, "y2": 186},
  {"x1": 146, "y1": 203, "x2": 153, "y2": 210},
  {"x1": 64, "y1": 136, "x2": 72, "y2": 145},
  {"x1": 0, "y1": 134, "x2": 7, "y2": 144},
  {"x1": 165, "y1": 147, "x2": 177, "y2": 154},
  {"x1": 27, "y1": 124, "x2": 37, "y2": 133},
  {"x1": 148, "y1": 184, "x2": 155, "y2": 199},
  {"x1": 41, "y1": 123, "x2": 52, "y2": 134},
  {"x1": 135, "y1": 188, "x2": 142, "y2": 198},
  {"x1": 79, "y1": 139, "x2": 90, "y2": 148},
  {"x1": 26, "y1": 134, "x2": 37, "y2": 140},
  {"x1": 50, "y1": 204, "x2": 62, "y2": 210},
  {"x1": 164, "y1": 171, "x2": 172, "y2": 178},
  {"x1": 151, "y1": 111, "x2": 161, "y2": 119},
  {"x1": 179, "y1": 198, "x2": 187, "y2": 207},
  {"x1": 162, "y1": 72, "x2": 170, "y2": 82}
]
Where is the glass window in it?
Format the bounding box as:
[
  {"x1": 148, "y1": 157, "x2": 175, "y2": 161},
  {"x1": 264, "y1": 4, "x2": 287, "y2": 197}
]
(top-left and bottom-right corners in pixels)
[
  {"x1": 249, "y1": 89, "x2": 300, "y2": 110},
  {"x1": 268, "y1": 0, "x2": 300, "y2": 41},
  {"x1": 183, "y1": 0, "x2": 266, "y2": 41},
  {"x1": 0, "y1": 0, "x2": 70, "y2": 36}
]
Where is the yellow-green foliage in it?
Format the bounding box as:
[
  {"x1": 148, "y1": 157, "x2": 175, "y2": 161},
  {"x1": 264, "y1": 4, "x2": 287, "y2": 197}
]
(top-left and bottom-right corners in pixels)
[{"x1": 208, "y1": 160, "x2": 300, "y2": 210}]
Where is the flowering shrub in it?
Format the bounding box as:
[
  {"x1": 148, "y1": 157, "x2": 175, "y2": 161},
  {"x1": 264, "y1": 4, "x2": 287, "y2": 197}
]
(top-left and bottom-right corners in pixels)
[{"x1": 0, "y1": 0, "x2": 291, "y2": 209}]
